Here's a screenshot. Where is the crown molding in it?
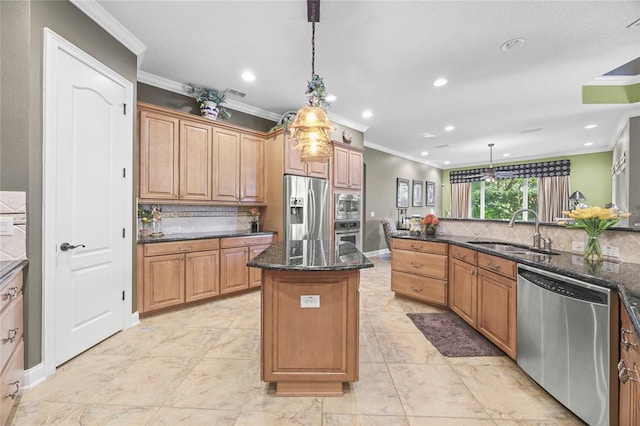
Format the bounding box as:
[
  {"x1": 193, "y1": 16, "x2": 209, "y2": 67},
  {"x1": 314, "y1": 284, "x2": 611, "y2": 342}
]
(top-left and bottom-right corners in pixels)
[
  {"x1": 584, "y1": 74, "x2": 640, "y2": 86},
  {"x1": 69, "y1": 0, "x2": 146, "y2": 68},
  {"x1": 326, "y1": 112, "x2": 369, "y2": 133},
  {"x1": 364, "y1": 140, "x2": 440, "y2": 168}
]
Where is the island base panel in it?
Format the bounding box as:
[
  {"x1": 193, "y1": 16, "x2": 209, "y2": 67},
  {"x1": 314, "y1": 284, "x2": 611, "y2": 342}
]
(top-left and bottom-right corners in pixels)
[{"x1": 275, "y1": 381, "x2": 344, "y2": 397}]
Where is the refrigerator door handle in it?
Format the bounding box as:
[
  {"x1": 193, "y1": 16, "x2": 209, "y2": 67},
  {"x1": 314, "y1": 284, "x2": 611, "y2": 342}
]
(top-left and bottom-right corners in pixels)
[{"x1": 308, "y1": 186, "x2": 315, "y2": 238}]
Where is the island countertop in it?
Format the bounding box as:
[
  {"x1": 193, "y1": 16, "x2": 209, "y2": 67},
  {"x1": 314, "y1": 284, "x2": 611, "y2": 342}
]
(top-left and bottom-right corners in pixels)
[{"x1": 247, "y1": 240, "x2": 374, "y2": 271}]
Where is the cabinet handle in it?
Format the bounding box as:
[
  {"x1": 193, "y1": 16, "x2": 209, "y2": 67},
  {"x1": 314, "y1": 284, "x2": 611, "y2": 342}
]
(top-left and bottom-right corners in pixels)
[
  {"x1": 410, "y1": 262, "x2": 423, "y2": 269},
  {"x1": 3, "y1": 328, "x2": 18, "y2": 343},
  {"x1": 618, "y1": 360, "x2": 640, "y2": 383},
  {"x1": 5, "y1": 381, "x2": 19, "y2": 400},
  {"x1": 179, "y1": 247, "x2": 193, "y2": 251},
  {"x1": 457, "y1": 252, "x2": 467, "y2": 260},
  {"x1": 470, "y1": 268, "x2": 477, "y2": 276},
  {"x1": 410, "y1": 286, "x2": 423, "y2": 293},
  {"x1": 486, "y1": 262, "x2": 501, "y2": 271},
  {"x1": 621, "y1": 328, "x2": 637, "y2": 350},
  {"x1": 4, "y1": 287, "x2": 18, "y2": 301},
  {"x1": 410, "y1": 244, "x2": 423, "y2": 250}
]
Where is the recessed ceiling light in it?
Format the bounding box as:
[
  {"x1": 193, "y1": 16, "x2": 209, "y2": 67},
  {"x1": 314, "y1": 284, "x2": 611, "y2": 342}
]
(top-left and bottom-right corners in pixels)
[
  {"x1": 421, "y1": 151, "x2": 428, "y2": 156},
  {"x1": 585, "y1": 124, "x2": 597, "y2": 129},
  {"x1": 444, "y1": 125, "x2": 455, "y2": 131},
  {"x1": 325, "y1": 94, "x2": 337, "y2": 102},
  {"x1": 500, "y1": 38, "x2": 525, "y2": 51},
  {"x1": 433, "y1": 78, "x2": 448, "y2": 87},
  {"x1": 421, "y1": 132, "x2": 435, "y2": 138},
  {"x1": 503, "y1": 153, "x2": 511, "y2": 157},
  {"x1": 444, "y1": 161, "x2": 451, "y2": 165},
  {"x1": 241, "y1": 71, "x2": 255, "y2": 82},
  {"x1": 362, "y1": 110, "x2": 373, "y2": 119},
  {"x1": 584, "y1": 142, "x2": 594, "y2": 146}
]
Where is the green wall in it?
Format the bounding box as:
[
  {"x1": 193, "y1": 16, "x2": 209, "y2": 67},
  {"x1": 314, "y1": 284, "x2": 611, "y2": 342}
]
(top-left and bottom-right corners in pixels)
[{"x1": 442, "y1": 151, "x2": 613, "y2": 214}]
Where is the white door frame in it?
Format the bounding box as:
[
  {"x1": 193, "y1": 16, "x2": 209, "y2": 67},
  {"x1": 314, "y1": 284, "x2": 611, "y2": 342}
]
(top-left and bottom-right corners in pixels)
[{"x1": 41, "y1": 28, "x2": 135, "y2": 379}]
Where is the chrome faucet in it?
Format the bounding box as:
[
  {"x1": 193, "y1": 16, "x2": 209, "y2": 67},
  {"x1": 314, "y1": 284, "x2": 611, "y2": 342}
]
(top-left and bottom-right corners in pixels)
[{"x1": 508, "y1": 208, "x2": 547, "y2": 250}]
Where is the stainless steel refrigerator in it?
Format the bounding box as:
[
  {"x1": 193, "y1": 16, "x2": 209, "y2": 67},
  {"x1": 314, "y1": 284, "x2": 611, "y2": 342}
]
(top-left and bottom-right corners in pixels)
[{"x1": 284, "y1": 175, "x2": 329, "y2": 240}]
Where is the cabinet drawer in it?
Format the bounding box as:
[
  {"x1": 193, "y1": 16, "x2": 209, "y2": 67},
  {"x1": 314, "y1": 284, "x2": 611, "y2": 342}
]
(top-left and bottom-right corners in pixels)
[
  {"x1": 1, "y1": 270, "x2": 23, "y2": 314},
  {"x1": 221, "y1": 235, "x2": 274, "y2": 248},
  {"x1": 144, "y1": 239, "x2": 220, "y2": 256},
  {"x1": 0, "y1": 339, "x2": 23, "y2": 426},
  {"x1": 477, "y1": 252, "x2": 516, "y2": 279},
  {"x1": 392, "y1": 271, "x2": 447, "y2": 305},
  {"x1": 449, "y1": 245, "x2": 477, "y2": 265},
  {"x1": 0, "y1": 294, "x2": 23, "y2": 379},
  {"x1": 392, "y1": 238, "x2": 448, "y2": 255},
  {"x1": 392, "y1": 250, "x2": 447, "y2": 280}
]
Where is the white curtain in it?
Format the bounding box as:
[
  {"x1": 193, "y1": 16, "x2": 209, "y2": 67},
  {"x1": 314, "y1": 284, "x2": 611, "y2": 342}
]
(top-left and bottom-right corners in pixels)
[
  {"x1": 537, "y1": 176, "x2": 570, "y2": 221},
  {"x1": 451, "y1": 183, "x2": 471, "y2": 218}
]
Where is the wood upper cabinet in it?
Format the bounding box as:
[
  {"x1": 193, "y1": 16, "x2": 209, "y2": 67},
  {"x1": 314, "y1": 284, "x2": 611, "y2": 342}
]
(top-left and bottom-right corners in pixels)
[
  {"x1": 240, "y1": 134, "x2": 265, "y2": 203},
  {"x1": 333, "y1": 143, "x2": 363, "y2": 190},
  {"x1": 619, "y1": 302, "x2": 640, "y2": 424},
  {"x1": 139, "y1": 109, "x2": 180, "y2": 199},
  {"x1": 212, "y1": 127, "x2": 240, "y2": 202},
  {"x1": 284, "y1": 135, "x2": 329, "y2": 179},
  {"x1": 180, "y1": 119, "x2": 212, "y2": 200}
]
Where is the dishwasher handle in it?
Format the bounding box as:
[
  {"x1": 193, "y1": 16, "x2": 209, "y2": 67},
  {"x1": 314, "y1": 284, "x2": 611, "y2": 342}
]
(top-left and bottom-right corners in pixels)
[{"x1": 518, "y1": 269, "x2": 608, "y2": 305}]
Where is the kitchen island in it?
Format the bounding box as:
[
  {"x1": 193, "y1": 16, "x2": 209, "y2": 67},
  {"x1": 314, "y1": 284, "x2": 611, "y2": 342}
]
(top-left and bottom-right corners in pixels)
[{"x1": 247, "y1": 240, "x2": 373, "y2": 396}]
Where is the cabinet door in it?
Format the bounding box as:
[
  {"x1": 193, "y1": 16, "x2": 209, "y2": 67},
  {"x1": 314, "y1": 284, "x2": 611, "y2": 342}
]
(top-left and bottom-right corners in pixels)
[
  {"x1": 143, "y1": 253, "x2": 185, "y2": 312},
  {"x1": 185, "y1": 250, "x2": 220, "y2": 302},
  {"x1": 220, "y1": 247, "x2": 249, "y2": 294},
  {"x1": 240, "y1": 134, "x2": 265, "y2": 203},
  {"x1": 284, "y1": 136, "x2": 307, "y2": 176},
  {"x1": 619, "y1": 305, "x2": 640, "y2": 424},
  {"x1": 348, "y1": 149, "x2": 363, "y2": 189},
  {"x1": 477, "y1": 269, "x2": 516, "y2": 358},
  {"x1": 180, "y1": 119, "x2": 212, "y2": 200},
  {"x1": 306, "y1": 159, "x2": 329, "y2": 179},
  {"x1": 249, "y1": 244, "x2": 270, "y2": 288},
  {"x1": 449, "y1": 258, "x2": 477, "y2": 327},
  {"x1": 333, "y1": 145, "x2": 349, "y2": 188},
  {"x1": 212, "y1": 127, "x2": 240, "y2": 202},
  {"x1": 139, "y1": 109, "x2": 179, "y2": 199}
]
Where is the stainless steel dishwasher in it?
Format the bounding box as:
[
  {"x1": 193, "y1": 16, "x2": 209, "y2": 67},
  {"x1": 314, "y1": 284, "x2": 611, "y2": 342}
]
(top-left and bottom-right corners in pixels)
[{"x1": 517, "y1": 264, "x2": 615, "y2": 426}]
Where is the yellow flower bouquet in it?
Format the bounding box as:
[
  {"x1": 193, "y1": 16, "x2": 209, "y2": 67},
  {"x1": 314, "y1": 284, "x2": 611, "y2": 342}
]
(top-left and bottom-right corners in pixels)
[{"x1": 559, "y1": 207, "x2": 630, "y2": 261}]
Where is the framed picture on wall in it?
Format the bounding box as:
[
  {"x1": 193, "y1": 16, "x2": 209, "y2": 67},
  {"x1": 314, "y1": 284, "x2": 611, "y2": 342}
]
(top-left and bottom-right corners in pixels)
[
  {"x1": 396, "y1": 178, "x2": 409, "y2": 208},
  {"x1": 412, "y1": 180, "x2": 423, "y2": 207},
  {"x1": 426, "y1": 181, "x2": 436, "y2": 206}
]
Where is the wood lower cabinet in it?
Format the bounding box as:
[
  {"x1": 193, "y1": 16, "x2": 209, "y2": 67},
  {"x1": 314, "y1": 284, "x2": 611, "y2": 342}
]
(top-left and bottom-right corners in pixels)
[
  {"x1": 448, "y1": 246, "x2": 517, "y2": 359},
  {"x1": 391, "y1": 238, "x2": 448, "y2": 306},
  {"x1": 0, "y1": 268, "x2": 24, "y2": 426},
  {"x1": 138, "y1": 239, "x2": 220, "y2": 314},
  {"x1": 220, "y1": 235, "x2": 275, "y2": 294},
  {"x1": 619, "y1": 302, "x2": 640, "y2": 424}
]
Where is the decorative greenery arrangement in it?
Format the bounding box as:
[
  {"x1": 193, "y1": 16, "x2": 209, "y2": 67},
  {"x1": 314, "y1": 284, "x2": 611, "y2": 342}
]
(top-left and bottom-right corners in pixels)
[
  {"x1": 306, "y1": 74, "x2": 329, "y2": 108},
  {"x1": 137, "y1": 206, "x2": 153, "y2": 226},
  {"x1": 185, "y1": 83, "x2": 231, "y2": 120},
  {"x1": 250, "y1": 207, "x2": 260, "y2": 225},
  {"x1": 559, "y1": 207, "x2": 630, "y2": 261}
]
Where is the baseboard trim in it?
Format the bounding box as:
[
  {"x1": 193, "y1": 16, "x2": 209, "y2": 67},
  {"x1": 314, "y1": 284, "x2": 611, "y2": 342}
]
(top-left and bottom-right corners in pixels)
[
  {"x1": 22, "y1": 362, "x2": 46, "y2": 389},
  {"x1": 127, "y1": 311, "x2": 140, "y2": 329}
]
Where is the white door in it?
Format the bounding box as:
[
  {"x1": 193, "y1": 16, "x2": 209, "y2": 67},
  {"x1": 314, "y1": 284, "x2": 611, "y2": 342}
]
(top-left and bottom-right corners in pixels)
[{"x1": 43, "y1": 29, "x2": 133, "y2": 368}]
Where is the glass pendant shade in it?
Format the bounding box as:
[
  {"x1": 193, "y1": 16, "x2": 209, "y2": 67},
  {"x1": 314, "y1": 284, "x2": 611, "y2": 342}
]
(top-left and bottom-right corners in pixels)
[{"x1": 288, "y1": 106, "x2": 333, "y2": 163}]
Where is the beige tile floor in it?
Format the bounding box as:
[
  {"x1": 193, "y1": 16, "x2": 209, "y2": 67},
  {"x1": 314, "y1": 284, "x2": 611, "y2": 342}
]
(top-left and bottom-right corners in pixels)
[{"x1": 11, "y1": 254, "x2": 584, "y2": 425}]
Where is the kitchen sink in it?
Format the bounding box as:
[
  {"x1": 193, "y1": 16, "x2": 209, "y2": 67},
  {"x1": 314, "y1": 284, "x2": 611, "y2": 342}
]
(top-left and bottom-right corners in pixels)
[{"x1": 467, "y1": 241, "x2": 560, "y2": 256}]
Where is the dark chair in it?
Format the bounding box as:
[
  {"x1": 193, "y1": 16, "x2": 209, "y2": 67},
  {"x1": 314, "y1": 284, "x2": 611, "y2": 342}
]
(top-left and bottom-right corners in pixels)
[{"x1": 380, "y1": 218, "x2": 409, "y2": 251}]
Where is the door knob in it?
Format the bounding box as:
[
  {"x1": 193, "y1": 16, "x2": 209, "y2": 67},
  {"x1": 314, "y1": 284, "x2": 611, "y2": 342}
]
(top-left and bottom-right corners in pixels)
[{"x1": 60, "y1": 242, "x2": 86, "y2": 251}]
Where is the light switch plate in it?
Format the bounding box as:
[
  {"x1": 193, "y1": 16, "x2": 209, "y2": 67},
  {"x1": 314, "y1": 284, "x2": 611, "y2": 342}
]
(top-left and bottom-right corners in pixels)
[
  {"x1": 300, "y1": 295, "x2": 320, "y2": 308},
  {"x1": 0, "y1": 217, "x2": 13, "y2": 236}
]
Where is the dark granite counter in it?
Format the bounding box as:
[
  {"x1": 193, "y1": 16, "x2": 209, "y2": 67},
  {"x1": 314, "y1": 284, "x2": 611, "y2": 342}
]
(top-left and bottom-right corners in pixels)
[
  {"x1": 138, "y1": 230, "x2": 276, "y2": 244},
  {"x1": 393, "y1": 233, "x2": 640, "y2": 336},
  {"x1": 248, "y1": 240, "x2": 374, "y2": 271},
  {"x1": 0, "y1": 259, "x2": 28, "y2": 285}
]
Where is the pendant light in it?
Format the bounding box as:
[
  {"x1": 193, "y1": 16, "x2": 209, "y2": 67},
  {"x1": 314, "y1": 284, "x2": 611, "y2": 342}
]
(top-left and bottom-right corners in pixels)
[{"x1": 288, "y1": 1, "x2": 333, "y2": 163}]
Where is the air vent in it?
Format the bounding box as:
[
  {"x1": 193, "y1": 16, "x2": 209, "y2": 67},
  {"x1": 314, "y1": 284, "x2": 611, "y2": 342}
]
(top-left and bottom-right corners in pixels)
[
  {"x1": 520, "y1": 127, "x2": 542, "y2": 134},
  {"x1": 225, "y1": 88, "x2": 246, "y2": 98}
]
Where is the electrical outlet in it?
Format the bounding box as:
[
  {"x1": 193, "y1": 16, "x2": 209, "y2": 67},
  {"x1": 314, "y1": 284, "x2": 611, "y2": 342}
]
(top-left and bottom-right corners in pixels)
[
  {"x1": 0, "y1": 217, "x2": 13, "y2": 236},
  {"x1": 571, "y1": 241, "x2": 585, "y2": 252},
  {"x1": 370, "y1": 211, "x2": 375, "y2": 217},
  {"x1": 601, "y1": 245, "x2": 620, "y2": 257},
  {"x1": 300, "y1": 295, "x2": 320, "y2": 308}
]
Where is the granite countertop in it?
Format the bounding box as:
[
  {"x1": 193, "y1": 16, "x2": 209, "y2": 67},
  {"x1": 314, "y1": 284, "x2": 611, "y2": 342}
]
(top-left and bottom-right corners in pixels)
[
  {"x1": 138, "y1": 230, "x2": 276, "y2": 244},
  {"x1": 0, "y1": 259, "x2": 29, "y2": 285},
  {"x1": 393, "y1": 233, "x2": 640, "y2": 336},
  {"x1": 248, "y1": 240, "x2": 374, "y2": 271}
]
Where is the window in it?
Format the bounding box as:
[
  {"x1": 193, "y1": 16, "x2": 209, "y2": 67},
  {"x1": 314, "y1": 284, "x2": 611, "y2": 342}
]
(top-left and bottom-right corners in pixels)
[{"x1": 471, "y1": 178, "x2": 537, "y2": 220}]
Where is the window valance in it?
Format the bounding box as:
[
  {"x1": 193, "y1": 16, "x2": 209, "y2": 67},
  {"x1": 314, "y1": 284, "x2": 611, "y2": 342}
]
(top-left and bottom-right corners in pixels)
[{"x1": 449, "y1": 159, "x2": 571, "y2": 184}]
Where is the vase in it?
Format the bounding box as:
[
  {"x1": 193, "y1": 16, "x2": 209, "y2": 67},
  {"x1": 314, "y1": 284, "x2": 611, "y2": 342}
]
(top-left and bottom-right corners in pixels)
[
  {"x1": 251, "y1": 222, "x2": 260, "y2": 233},
  {"x1": 424, "y1": 227, "x2": 436, "y2": 236},
  {"x1": 200, "y1": 101, "x2": 219, "y2": 120},
  {"x1": 584, "y1": 234, "x2": 603, "y2": 262}
]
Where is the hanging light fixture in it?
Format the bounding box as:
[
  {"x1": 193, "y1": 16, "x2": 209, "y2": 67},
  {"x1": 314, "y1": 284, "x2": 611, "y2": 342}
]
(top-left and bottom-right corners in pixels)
[{"x1": 288, "y1": 0, "x2": 334, "y2": 163}]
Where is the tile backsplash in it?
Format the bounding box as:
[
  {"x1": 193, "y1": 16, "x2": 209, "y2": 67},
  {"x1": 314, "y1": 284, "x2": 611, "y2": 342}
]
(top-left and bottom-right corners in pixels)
[
  {"x1": 0, "y1": 191, "x2": 27, "y2": 260},
  {"x1": 438, "y1": 219, "x2": 640, "y2": 264}
]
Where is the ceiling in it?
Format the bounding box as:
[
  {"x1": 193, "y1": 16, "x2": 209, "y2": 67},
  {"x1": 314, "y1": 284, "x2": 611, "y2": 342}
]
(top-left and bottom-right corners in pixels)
[{"x1": 94, "y1": 0, "x2": 640, "y2": 169}]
